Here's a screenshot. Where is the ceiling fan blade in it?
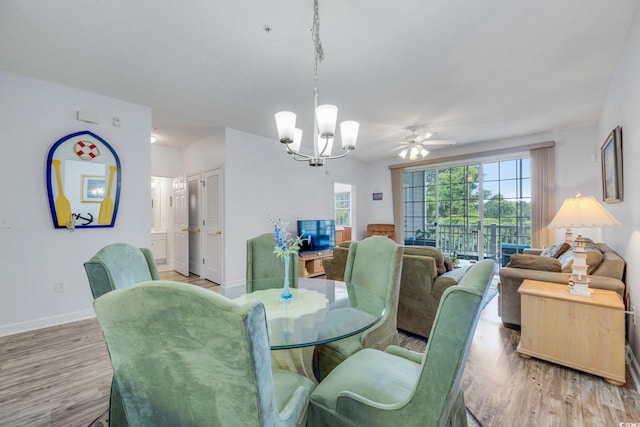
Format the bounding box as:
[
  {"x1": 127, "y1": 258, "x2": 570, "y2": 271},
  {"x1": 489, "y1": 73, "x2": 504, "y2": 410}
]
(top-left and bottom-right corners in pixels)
[
  {"x1": 420, "y1": 140, "x2": 456, "y2": 146},
  {"x1": 415, "y1": 132, "x2": 435, "y2": 143},
  {"x1": 390, "y1": 145, "x2": 409, "y2": 152}
]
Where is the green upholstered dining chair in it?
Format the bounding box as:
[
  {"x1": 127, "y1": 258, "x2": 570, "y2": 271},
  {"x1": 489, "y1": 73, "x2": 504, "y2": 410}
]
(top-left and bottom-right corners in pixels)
[
  {"x1": 307, "y1": 259, "x2": 496, "y2": 427},
  {"x1": 84, "y1": 242, "x2": 160, "y2": 299},
  {"x1": 313, "y1": 235, "x2": 403, "y2": 381},
  {"x1": 93, "y1": 280, "x2": 315, "y2": 427},
  {"x1": 247, "y1": 233, "x2": 299, "y2": 292},
  {"x1": 84, "y1": 242, "x2": 160, "y2": 427}
]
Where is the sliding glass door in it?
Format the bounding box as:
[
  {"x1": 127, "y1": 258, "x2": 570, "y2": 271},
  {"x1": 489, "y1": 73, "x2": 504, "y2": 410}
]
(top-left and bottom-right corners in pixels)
[{"x1": 403, "y1": 158, "x2": 531, "y2": 265}]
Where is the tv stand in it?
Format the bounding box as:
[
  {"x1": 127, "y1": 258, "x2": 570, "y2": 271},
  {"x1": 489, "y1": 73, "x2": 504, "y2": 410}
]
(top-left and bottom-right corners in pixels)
[{"x1": 298, "y1": 251, "x2": 333, "y2": 278}]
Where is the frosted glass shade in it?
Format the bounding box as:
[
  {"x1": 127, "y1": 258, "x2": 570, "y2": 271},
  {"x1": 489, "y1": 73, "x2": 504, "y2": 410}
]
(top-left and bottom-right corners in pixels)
[
  {"x1": 340, "y1": 120, "x2": 359, "y2": 149},
  {"x1": 290, "y1": 128, "x2": 303, "y2": 152},
  {"x1": 275, "y1": 111, "x2": 296, "y2": 143},
  {"x1": 319, "y1": 135, "x2": 333, "y2": 157},
  {"x1": 316, "y1": 104, "x2": 338, "y2": 137}
]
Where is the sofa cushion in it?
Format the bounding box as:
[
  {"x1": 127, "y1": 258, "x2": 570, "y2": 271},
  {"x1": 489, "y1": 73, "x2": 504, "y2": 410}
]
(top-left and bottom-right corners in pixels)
[
  {"x1": 540, "y1": 242, "x2": 571, "y2": 258},
  {"x1": 557, "y1": 247, "x2": 605, "y2": 274},
  {"x1": 506, "y1": 254, "x2": 562, "y2": 272},
  {"x1": 404, "y1": 246, "x2": 446, "y2": 275}
]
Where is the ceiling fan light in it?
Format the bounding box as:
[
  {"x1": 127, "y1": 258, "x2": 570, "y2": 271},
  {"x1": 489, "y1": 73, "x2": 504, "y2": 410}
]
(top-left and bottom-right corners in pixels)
[
  {"x1": 409, "y1": 146, "x2": 420, "y2": 160},
  {"x1": 316, "y1": 104, "x2": 338, "y2": 138},
  {"x1": 340, "y1": 120, "x2": 359, "y2": 150},
  {"x1": 275, "y1": 111, "x2": 296, "y2": 143},
  {"x1": 399, "y1": 149, "x2": 408, "y2": 159},
  {"x1": 419, "y1": 147, "x2": 429, "y2": 158}
]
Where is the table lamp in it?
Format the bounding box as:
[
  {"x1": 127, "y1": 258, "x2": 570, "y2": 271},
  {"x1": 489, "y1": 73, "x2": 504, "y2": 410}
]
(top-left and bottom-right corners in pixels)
[{"x1": 548, "y1": 193, "x2": 621, "y2": 296}]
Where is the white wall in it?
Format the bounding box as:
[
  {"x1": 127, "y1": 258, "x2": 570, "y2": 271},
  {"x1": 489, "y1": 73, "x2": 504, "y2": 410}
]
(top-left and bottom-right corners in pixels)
[
  {"x1": 183, "y1": 128, "x2": 225, "y2": 174},
  {"x1": 363, "y1": 125, "x2": 601, "y2": 243},
  {"x1": 151, "y1": 145, "x2": 184, "y2": 178},
  {"x1": 0, "y1": 71, "x2": 152, "y2": 336},
  {"x1": 223, "y1": 128, "x2": 368, "y2": 284},
  {"x1": 598, "y1": 5, "x2": 640, "y2": 359}
]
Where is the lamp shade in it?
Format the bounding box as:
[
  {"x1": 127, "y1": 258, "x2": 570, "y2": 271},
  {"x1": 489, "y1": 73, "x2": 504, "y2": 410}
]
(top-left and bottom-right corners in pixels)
[
  {"x1": 340, "y1": 120, "x2": 359, "y2": 150},
  {"x1": 290, "y1": 128, "x2": 303, "y2": 152},
  {"x1": 319, "y1": 135, "x2": 333, "y2": 157},
  {"x1": 275, "y1": 111, "x2": 296, "y2": 143},
  {"x1": 316, "y1": 104, "x2": 338, "y2": 137},
  {"x1": 548, "y1": 194, "x2": 621, "y2": 228}
]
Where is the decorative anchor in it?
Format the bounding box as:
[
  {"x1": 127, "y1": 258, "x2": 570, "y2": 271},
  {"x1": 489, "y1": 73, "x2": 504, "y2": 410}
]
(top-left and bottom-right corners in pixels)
[{"x1": 72, "y1": 212, "x2": 94, "y2": 226}]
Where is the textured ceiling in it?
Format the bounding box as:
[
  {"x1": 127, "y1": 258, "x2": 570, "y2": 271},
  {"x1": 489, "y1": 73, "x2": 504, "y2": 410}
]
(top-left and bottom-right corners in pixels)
[{"x1": 1, "y1": 0, "x2": 638, "y2": 162}]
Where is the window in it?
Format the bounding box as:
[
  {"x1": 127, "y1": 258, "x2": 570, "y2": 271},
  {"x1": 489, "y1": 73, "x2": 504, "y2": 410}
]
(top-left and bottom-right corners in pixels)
[
  {"x1": 335, "y1": 191, "x2": 351, "y2": 227},
  {"x1": 403, "y1": 157, "x2": 531, "y2": 264}
]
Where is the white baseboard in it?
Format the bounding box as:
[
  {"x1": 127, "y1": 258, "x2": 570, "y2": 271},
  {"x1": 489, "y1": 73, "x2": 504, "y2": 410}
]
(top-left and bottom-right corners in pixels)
[
  {"x1": 626, "y1": 343, "x2": 640, "y2": 393},
  {"x1": 0, "y1": 309, "x2": 96, "y2": 338}
]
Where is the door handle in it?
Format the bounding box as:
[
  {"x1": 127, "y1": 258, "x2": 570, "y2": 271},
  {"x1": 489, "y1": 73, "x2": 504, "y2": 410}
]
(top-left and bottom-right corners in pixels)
[
  {"x1": 215, "y1": 230, "x2": 222, "y2": 235},
  {"x1": 195, "y1": 228, "x2": 201, "y2": 232},
  {"x1": 181, "y1": 228, "x2": 188, "y2": 232}
]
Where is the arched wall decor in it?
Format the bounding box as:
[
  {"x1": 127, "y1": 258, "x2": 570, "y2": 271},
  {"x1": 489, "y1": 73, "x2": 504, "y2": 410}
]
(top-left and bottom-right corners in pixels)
[{"x1": 46, "y1": 131, "x2": 121, "y2": 229}]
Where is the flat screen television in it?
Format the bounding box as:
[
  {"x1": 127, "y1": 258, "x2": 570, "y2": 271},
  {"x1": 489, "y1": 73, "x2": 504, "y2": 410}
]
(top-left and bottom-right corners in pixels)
[{"x1": 297, "y1": 219, "x2": 336, "y2": 253}]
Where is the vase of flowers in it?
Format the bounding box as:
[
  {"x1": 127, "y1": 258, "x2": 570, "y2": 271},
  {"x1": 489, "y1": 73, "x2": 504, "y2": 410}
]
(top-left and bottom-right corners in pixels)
[{"x1": 270, "y1": 216, "x2": 303, "y2": 301}]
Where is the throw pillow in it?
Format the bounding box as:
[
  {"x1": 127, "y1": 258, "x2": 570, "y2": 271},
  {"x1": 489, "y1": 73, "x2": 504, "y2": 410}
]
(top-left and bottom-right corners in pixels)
[
  {"x1": 557, "y1": 247, "x2": 604, "y2": 274},
  {"x1": 540, "y1": 243, "x2": 572, "y2": 258},
  {"x1": 553, "y1": 242, "x2": 571, "y2": 258},
  {"x1": 506, "y1": 254, "x2": 562, "y2": 272}
]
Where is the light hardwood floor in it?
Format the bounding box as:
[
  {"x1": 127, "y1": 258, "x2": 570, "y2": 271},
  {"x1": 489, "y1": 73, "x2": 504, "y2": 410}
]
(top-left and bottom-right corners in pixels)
[{"x1": 1, "y1": 271, "x2": 639, "y2": 426}]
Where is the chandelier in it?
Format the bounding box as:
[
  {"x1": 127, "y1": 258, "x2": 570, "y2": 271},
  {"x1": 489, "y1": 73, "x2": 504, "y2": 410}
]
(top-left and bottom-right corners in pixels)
[{"x1": 275, "y1": 0, "x2": 359, "y2": 167}]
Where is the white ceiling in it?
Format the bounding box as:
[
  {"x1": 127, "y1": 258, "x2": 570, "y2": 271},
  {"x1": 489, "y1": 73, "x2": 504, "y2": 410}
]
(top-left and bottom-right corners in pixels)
[{"x1": 1, "y1": 0, "x2": 638, "y2": 162}]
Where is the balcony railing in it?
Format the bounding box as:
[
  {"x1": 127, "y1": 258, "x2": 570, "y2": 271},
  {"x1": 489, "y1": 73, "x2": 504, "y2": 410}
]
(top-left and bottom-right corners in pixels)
[{"x1": 404, "y1": 223, "x2": 531, "y2": 265}]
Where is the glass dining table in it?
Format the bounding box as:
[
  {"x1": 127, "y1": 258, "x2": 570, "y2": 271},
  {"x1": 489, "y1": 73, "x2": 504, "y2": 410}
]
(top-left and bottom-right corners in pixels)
[{"x1": 221, "y1": 278, "x2": 386, "y2": 381}]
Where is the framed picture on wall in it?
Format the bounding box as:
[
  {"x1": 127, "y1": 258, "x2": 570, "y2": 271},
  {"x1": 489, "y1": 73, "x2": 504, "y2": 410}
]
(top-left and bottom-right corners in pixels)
[
  {"x1": 81, "y1": 175, "x2": 106, "y2": 203},
  {"x1": 600, "y1": 126, "x2": 623, "y2": 204}
]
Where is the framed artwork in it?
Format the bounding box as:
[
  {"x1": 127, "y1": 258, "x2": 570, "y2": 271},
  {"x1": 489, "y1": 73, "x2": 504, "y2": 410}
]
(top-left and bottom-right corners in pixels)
[
  {"x1": 81, "y1": 175, "x2": 106, "y2": 203},
  {"x1": 600, "y1": 126, "x2": 623, "y2": 203}
]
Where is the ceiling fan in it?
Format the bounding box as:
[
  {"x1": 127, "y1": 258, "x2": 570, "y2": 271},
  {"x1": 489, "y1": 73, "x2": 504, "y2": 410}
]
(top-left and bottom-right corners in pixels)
[{"x1": 392, "y1": 126, "x2": 456, "y2": 160}]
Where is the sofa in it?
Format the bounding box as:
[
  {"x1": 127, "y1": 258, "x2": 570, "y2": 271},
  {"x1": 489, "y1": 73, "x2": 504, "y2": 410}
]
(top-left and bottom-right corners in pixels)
[
  {"x1": 498, "y1": 240, "x2": 626, "y2": 329},
  {"x1": 323, "y1": 242, "x2": 468, "y2": 338}
]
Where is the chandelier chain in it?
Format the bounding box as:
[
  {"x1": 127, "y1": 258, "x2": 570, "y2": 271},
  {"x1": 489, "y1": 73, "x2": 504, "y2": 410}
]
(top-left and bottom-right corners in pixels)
[{"x1": 311, "y1": 0, "x2": 324, "y2": 93}]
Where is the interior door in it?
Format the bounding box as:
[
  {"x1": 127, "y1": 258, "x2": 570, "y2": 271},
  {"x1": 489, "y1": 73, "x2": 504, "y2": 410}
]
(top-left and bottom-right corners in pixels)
[
  {"x1": 172, "y1": 174, "x2": 189, "y2": 276},
  {"x1": 188, "y1": 174, "x2": 201, "y2": 275},
  {"x1": 203, "y1": 168, "x2": 222, "y2": 283}
]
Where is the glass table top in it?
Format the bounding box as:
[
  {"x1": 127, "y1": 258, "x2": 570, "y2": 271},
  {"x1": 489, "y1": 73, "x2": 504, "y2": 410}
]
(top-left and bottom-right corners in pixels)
[{"x1": 223, "y1": 278, "x2": 386, "y2": 350}]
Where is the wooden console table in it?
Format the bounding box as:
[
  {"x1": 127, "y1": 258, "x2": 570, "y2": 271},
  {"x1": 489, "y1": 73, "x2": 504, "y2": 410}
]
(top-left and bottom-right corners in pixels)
[
  {"x1": 299, "y1": 252, "x2": 333, "y2": 278},
  {"x1": 517, "y1": 279, "x2": 625, "y2": 385}
]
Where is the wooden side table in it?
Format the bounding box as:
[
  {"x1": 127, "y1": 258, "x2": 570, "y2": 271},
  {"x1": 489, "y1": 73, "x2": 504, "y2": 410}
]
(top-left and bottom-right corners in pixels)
[{"x1": 517, "y1": 279, "x2": 625, "y2": 385}]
